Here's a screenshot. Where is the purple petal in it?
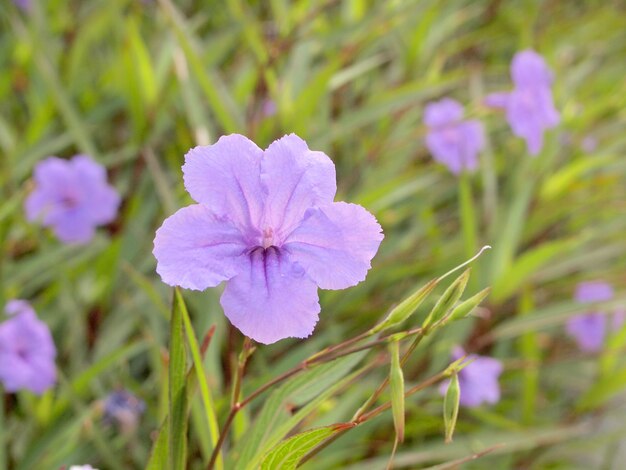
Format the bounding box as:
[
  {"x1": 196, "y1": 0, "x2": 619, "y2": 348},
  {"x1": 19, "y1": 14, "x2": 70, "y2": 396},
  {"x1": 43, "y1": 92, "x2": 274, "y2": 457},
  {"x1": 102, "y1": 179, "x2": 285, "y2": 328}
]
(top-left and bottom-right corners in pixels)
[
  {"x1": 566, "y1": 313, "x2": 606, "y2": 352},
  {"x1": 285, "y1": 202, "x2": 383, "y2": 290},
  {"x1": 442, "y1": 348, "x2": 503, "y2": 407},
  {"x1": 425, "y1": 120, "x2": 483, "y2": 174},
  {"x1": 484, "y1": 92, "x2": 510, "y2": 108},
  {"x1": 506, "y1": 86, "x2": 559, "y2": 155},
  {"x1": 72, "y1": 156, "x2": 120, "y2": 224},
  {"x1": 25, "y1": 156, "x2": 119, "y2": 244},
  {"x1": 153, "y1": 205, "x2": 249, "y2": 290},
  {"x1": 613, "y1": 310, "x2": 626, "y2": 330},
  {"x1": 0, "y1": 302, "x2": 56, "y2": 394},
  {"x1": 183, "y1": 135, "x2": 265, "y2": 231},
  {"x1": 575, "y1": 281, "x2": 613, "y2": 303},
  {"x1": 511, "y1": 50, "x2": 554, "y2": 88},
  {"x1": 260, "y1": 134, "x2": 336, "y2": 241},
  {"x1": 220, "y1": 248, "x2": 320, "y2": 344},
  {"x1": 47, "y1": 209, "x2": 96, "y2": 244},
  {"x1": 423, "y1": 98, "x2": 464, "y2": 127}
]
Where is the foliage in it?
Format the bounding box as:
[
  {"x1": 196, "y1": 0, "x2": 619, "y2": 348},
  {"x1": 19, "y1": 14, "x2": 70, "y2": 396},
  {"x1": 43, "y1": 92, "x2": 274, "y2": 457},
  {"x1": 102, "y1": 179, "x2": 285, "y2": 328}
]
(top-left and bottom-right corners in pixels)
[{"x1": 1, "y1": 0, "x2": 625, "y2": 469}]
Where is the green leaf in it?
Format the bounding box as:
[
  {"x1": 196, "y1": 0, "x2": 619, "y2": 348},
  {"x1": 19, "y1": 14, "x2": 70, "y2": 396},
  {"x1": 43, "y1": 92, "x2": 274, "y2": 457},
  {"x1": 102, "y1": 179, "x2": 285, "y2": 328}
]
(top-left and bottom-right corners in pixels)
[
  {"x1": 237, "y1": 353, "x2": 366, "y2": 469},
  {"x1": 146, "y1": 418, "x2": 169, "y2": 470},
  {"x1": 177, "y1": 289, "x2": 222, "y2": 470},
  {"x1": 169, "y1": 288, "x2": 188, "y2": 469},
  {"x1": 260, "y1": 424, "x2": 351, "y2": 470}
]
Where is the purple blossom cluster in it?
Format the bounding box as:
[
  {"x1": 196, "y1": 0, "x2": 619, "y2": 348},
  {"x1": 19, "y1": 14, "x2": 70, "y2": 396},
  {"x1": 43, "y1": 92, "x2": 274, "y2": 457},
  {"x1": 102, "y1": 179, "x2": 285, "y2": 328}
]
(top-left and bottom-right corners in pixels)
[
  {"x1": 153, "y1": 133, "x2": 383, "y2": 344},
  {"x1": 425, "y1": 49, "x2": 559, "y2": 174}
]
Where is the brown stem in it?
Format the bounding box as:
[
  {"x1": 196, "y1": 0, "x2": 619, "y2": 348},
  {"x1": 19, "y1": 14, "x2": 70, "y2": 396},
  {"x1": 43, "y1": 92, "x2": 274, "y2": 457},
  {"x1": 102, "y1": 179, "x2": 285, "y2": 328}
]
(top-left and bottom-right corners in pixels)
[
  {"x1": 300, "y1": 368, "x2": 449, "y2": 466},
  {"x1": 207, "y1": 327, "x2": 422, "y2": 469},
  {"x1": 352, "y1": 330, "x2": 426, "y2": 421}
]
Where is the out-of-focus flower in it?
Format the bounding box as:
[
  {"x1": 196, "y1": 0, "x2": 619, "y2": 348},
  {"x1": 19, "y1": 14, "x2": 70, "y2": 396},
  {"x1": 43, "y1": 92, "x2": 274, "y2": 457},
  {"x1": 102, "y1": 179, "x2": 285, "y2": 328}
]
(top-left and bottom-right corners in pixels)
[
  {"x1": 13, "y1": 0, "x2": 31, "y2": 11},
  {"x1": 102, "y1": 390, "x2": 146, "y2": 433},
  {"x1": 485, "y1": 50, "x2": 560, "y2": 155},
  {"x1": 423, "y1": 98, "x2": 484, "y2": 174},
  {"x1": 0, "y1": 300, "x2": 56, "y2": 394},
  {"x1": 566, "y1": 281, "x2": 617, "y2": 352},
  {"x1": 439, "y1": 347, "x2": 503, "y2": 408},
  {"x1": 581, "y1": 135, "x2": 598, "y2": 153},
  {"x1": 69, "y1": 466, "x2": 99, "y2": 470},
  {"x1": 153, "y1": 133, "x2": 384, "y2": 344},
  {"x1": 25, "y1": 155, "x2": 120, "y2": 244},
  {"x1": 261, "y1": 99, "x2": 277, "y2": 117}
]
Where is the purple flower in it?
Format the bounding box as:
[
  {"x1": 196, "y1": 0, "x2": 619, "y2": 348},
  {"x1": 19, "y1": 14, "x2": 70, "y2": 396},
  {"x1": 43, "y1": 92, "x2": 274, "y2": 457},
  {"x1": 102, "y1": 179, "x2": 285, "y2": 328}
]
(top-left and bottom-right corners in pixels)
[
  {"x1": 103, "y1": 390, "x2": 146, "y2": 433},
  {"x1": 153, "y1": 134, "x2": 383, "y2": 344},
  {"x1": 566, "y1": 281, "x2": 615, "y2": 352},
  {"x1": 25, "y1": 155, "x2": 120, "y2": 244},
  {"x1": 13, "y1": 0, "x2": 31, "y2": 11},
  {"x1": 485, "y1": 50, "x2": 560, "y2": 155},
  {"x1": 423, "y1": 98, "x2": 484, "y2": 175},
  {"x1": 439, "y1": 347, "x2": 503, "y2": 408},
  {"x1": 0, "y1": 300, "x2": 56, "y2": 394}
]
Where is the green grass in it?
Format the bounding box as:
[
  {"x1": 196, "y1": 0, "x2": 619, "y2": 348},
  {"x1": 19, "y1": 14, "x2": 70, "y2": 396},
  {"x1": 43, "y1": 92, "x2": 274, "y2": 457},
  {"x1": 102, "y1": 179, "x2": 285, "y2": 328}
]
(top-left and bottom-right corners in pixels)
[{"x1": 1, "y1": 0, "x2": 626, "y2": 468}]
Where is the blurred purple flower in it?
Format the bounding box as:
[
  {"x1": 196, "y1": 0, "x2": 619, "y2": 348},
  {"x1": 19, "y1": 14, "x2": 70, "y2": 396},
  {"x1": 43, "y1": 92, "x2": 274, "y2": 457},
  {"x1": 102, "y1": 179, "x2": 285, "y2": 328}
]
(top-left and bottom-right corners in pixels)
[
  {"x1": 581, "y1": 135, "x2": 598, "y2": 153},
  {"x1": 566, "y1": 281, "x2": 616, "y2": 352},
  {"x1": 153, "y1": 134, "x2": 383, "y2": 344},
  {"x1": 423, "y1": 98, "x2": 484, "y2": 174},
  {"x1": 103, "y1": 390, "x2": 146, "y2": 433},
  {"x1": 439, "y1": 346, "x2": 503, "y2": 408},
  {"x1": 13, "y1": 0, "x2": 31, "y2": 11},
  {"x1": 25, "y1": 155, "x2": 120, "y2": 244},
  {"x1": 261, "y1": 99, "x2": 277, "y2": 117},
  {"x1": 0, "y1": 300, "x2": 56, "y2": 394},
  {"x1": 485, "y1": 50, "x2": 560, "y2": 155}
]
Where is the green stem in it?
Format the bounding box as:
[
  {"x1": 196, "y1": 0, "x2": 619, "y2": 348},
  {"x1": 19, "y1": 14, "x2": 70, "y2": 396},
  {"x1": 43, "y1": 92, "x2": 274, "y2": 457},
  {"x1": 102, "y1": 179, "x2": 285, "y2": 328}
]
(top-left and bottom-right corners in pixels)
[{"x1": 458, "y1": 173, "x2": 478, "y2": 289}]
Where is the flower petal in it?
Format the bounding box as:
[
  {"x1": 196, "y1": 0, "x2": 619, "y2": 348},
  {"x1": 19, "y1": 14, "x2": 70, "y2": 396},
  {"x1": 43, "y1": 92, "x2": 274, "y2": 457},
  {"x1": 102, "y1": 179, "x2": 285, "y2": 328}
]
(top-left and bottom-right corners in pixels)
[
  {"x1": 285, "y1": 202, "x2": 383, "y2": 290},
  {"x1": 511, "y1": 49, "x2": 554, "y2": 88},
  {"x1": 220, "y1": 247, "x2": 320, "y2": 344},
  {"x1": 153, "y1": 205, "x2": 249, "y2": 290},
  {"x1": 260, "y1": 134, "x2": 336, "y2": 241},
  {"x1": 423, "y1": 98, "x2": 464, "y2": 127},
  {"x1": 566, "y1": 313, "x2": 606, "y2": 352},
  {"x1": 183, "y1": 134, "x2": 265, "y2": 230}
]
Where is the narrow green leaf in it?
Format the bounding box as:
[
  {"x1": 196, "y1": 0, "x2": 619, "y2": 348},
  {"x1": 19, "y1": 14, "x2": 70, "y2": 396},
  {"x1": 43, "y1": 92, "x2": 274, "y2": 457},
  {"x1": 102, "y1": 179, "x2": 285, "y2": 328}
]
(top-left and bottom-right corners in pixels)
[
  {"x1": 389, "y1": 341, "x2": 405, "y2": 442},
  {"x1": 176, "y1": 289, "x2": 222, "y2": 470},
  {"x1": 260, "y1": 424, "x2": 351, "y2": 470},
  {"x1": 238, "y1": 353, "x2": 366, "y2": 469},
  {"x1": 169, "y1": 288, "x2": 188, "y2": 469},
  {"x1": 146, "y1": 418, "x2": 169, "y2": 470},
  {"x1": 443, "y1": 373, "x2": 460, "y2": 444}
]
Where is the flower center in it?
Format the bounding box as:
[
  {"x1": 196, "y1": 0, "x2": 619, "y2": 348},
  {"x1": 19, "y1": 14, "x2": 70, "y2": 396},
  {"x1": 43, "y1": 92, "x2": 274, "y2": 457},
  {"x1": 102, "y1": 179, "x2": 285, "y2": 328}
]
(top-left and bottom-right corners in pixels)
[
  {"x1": 262, "y1": 227, "x2": 275, "y2": 249},
  {"x1": 60, "y1": 193, "x2": 79, "y2": 209}
]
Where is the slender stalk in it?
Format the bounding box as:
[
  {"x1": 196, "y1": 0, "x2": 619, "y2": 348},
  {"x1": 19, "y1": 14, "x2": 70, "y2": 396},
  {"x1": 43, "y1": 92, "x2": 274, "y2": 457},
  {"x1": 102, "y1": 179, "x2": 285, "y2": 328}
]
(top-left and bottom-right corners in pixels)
[
  {"x1": 459, "y1": 173, "x2": 478, "y2": 264},
  {"x1": 207, "y1": 326, "x2": 422, "y2": 469},
  {"x1": 352, "y1": 330, "x2": 425, "y2": 421},
  {"x1": 300, "y1": 367, "x2": 450, "y2": 465}
]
